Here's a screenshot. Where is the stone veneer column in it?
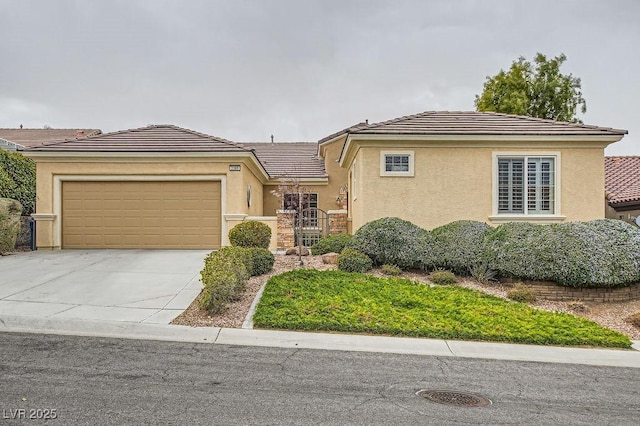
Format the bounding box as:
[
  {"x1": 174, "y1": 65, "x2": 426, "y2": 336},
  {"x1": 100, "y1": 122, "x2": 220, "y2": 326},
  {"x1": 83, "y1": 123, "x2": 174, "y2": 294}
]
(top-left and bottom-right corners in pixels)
[
  {"x1": 327, "y1": 210, "x2": 348, "y2": 235},
  {"x1": 276, "y1": 210, "x2": 296, "y2": 250}
]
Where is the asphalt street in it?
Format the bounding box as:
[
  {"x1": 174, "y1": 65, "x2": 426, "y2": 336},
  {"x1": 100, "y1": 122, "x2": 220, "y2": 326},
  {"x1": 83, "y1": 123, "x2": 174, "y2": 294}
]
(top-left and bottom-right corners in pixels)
[{"x1": 0, "y1": 332, "x2": 638, "y2": 425}]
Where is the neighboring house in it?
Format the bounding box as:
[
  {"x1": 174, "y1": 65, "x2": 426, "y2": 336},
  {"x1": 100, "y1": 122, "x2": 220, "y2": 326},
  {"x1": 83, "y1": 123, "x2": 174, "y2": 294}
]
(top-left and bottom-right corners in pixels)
[
  {"x1": 21, "y1": 111, "x2": 627, "y2": 250},
  {"x1": 605, "y1": 156, "x2": 640, "y2": 223},
  {"x1": 0, "y1": 128, "x2": 101, "y2": 151}
]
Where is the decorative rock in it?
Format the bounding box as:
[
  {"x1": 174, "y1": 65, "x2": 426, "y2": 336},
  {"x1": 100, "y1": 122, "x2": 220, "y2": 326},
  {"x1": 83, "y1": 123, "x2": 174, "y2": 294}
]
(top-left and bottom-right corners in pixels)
[
  {"x1": 285, "y1": 247, "x2": 310, "y2": 256},
  {"x1": 322, "y1": 252, "x2": 339, "y2": 264}
]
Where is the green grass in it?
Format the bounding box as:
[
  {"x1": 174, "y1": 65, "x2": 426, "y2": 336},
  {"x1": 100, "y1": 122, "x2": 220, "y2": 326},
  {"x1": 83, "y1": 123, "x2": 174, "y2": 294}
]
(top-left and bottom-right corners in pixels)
[{"x1": 253, "y1": 270, "x2": 631, "y2": 348}]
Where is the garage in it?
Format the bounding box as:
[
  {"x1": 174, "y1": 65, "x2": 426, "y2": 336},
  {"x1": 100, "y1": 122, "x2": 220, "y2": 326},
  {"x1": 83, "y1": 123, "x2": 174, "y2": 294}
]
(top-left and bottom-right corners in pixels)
[{"x1": 62, "y1": 181, "x2": 221, "y2": 249}]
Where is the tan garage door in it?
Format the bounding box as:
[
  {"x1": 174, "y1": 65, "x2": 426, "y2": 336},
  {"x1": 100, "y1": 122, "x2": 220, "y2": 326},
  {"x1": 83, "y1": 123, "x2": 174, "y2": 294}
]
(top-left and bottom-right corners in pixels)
[{"x1": 62, "y1": 181, "x2": 221, "y2": 249}]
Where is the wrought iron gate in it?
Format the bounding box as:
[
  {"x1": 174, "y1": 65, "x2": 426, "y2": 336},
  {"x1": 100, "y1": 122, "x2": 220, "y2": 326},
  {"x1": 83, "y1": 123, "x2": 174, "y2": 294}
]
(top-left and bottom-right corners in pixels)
[{"x1": 296, "y1": 207, "x2": 328, "y2": 247}]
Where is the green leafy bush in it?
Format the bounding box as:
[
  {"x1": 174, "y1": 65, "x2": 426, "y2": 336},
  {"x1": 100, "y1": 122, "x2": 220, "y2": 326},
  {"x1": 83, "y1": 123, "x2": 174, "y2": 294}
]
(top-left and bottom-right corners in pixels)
[
  {"x1": 0, "y1": 198, "x2": 22, "y2": 254},
  {"x1": 381, "y1": 264, "x2": 402, "y2": 276},
  {"x1": 338, "y1": 248, "x2": 373, "y2": 273},
  {"x1": 486, "y1": 220, "x2": 640, "y2": 287},
  {"x1": 429, "y1": 270, "x2": 458, "y2": 285},
  {"x1": 248, "y1": 247, "x2": 275, "y2": 276},
  {"x1": 348, "y1": 217, "x2": 434, "y2": 270},
  {"x1": 199, "y1": 249, "x2": 249, "y2": 314},
  {"x1": 0, "y1": 151, "x2": 36, "y2": 215},
  {"x1": 431, "y1": 220, "x2": 492, "y2": 275},
  {"x1": 217, "y1": 246, "x2": 254, "y2": 277},
  {"x1": 311, "y1": 233, "x2": 352, "y2": 255},
  {"x1": 507, "y1": 283, "x2": 537, "y2": 303},
  {"x1": 229, "y1": 221, "x2": 271, "y2": 248}
]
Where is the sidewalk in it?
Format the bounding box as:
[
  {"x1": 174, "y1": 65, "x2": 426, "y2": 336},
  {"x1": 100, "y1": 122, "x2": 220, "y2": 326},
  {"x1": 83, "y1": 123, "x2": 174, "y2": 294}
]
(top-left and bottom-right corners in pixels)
[{"x1": 1, "y1": 315, "x2": 639, "y2": 369}]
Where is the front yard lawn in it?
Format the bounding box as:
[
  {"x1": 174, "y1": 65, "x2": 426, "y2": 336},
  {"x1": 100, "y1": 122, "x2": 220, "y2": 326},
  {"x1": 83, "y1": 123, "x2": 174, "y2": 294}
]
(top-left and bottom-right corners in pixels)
[{"x1": 253, "y1": 270, "x2": 632, "y2": 348}]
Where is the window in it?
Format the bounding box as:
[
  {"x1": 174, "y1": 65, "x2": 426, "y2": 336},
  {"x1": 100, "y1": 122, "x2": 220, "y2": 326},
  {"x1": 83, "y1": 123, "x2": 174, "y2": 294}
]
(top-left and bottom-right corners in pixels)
[
  {"x1": 380, "y1": 151, "x2": 414, "y2": 176},
  {"x1": 284, "y1": 193, "x2": 319, "y2": 227},
  {"x1": 497, "y1": 156, "x2": 555, "y2": 214}
]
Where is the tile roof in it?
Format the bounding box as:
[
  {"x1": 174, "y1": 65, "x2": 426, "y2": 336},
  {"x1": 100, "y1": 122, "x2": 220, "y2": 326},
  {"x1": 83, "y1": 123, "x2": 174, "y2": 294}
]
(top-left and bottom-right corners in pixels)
[
  {"x1": 338, "y1": 111, "x2": 627, "y2": 137},
  {"x1": 605, "y1": 156, "x2": 640, "y2": 205},
  {"x1": 242, "y1": 142, "x2": 326, "y2": 178},
  {"x1": 21, "y1": 125, "x2": 250, "y2": 152},
  {"x1": 0, "y1": 128, "x2": 101, "y2": 148},
  {"x1": 318, "y1": 121, "x2": 369, "y2": 144}
]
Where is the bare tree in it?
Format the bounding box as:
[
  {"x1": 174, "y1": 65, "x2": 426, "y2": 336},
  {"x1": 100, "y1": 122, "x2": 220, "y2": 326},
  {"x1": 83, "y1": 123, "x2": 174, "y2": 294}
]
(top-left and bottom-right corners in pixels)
[{"x1": 270, "y1": 176, "x2": 312, "y2": 266}]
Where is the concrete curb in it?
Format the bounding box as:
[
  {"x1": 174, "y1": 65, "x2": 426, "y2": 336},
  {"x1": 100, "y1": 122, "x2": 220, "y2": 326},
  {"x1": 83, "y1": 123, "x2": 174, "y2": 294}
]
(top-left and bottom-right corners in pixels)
[{"x1": 1, "y1": 315, "x2": 639, "y2": 368}]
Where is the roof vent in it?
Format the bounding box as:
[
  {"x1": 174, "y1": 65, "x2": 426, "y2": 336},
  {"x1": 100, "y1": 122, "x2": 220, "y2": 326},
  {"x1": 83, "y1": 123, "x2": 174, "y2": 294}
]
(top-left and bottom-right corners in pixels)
[{"x1": 270, "y1": 134, "x2": 274, "y2": 145}]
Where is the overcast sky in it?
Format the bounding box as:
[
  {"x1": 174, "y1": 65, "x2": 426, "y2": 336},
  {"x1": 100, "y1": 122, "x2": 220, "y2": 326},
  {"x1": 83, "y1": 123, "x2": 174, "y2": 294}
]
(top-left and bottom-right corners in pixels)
[{"x1": 1, "y1": 0, "x2": 638, "y2": 154}]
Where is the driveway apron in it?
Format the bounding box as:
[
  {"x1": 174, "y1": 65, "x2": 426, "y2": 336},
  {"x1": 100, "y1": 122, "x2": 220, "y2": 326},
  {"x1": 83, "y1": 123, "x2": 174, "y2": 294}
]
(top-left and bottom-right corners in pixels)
[{"x1": 0, "y1": 250, "x2": 207, "y2": 324}]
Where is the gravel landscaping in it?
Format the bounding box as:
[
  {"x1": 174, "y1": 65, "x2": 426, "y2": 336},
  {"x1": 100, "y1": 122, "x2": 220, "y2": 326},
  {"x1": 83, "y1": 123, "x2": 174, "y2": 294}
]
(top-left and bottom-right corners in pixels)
[{"x1": 172, "y1": 255, "x2": 640, "y2": 340}]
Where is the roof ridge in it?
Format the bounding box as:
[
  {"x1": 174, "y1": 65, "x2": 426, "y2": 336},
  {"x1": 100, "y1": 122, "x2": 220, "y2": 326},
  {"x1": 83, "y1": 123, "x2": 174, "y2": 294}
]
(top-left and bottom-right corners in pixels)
[{"x1": 32, "y1": 124, "x2": 250, "y2": 151}]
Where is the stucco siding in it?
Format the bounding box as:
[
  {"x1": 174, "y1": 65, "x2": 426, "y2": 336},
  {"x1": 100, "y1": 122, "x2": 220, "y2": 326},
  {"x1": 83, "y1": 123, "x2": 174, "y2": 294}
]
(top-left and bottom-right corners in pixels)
[
  {"x1": 31, "y1": 157, "x2": 264, "y2": 249},
  {"x1": 349, "y1": 144, "x2": 607, "y2": 232}
]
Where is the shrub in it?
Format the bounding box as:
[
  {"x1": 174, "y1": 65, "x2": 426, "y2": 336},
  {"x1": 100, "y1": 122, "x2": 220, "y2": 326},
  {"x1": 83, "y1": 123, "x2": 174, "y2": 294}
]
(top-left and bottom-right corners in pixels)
[
  {"x1": 217, "y1": 246, "x2": 254, "y2": 277},
  {"x1": 507, "y1": 283, "x2": 537, "y2": 303},
  {"x1": 248, "y1": 247, "x2": 275, "y2": 276},
  {"x1": 381, "y1": 264, "x2": 402, "y2": 276},
  {"x1": 625, "y1": 312, "x2": 640, "y2": 329},
  {"x1": 0, "y1": 198, "x2": 22, "y2": 254},
  {"x1": 429, "y1": 270, "x2": 458, "y2": 285},
  {"x1": 338, "y1": 248, "x2": 373, "y2": 273},
  {"x1": 199, "y1": 249, "x2": 249, "y2": 314},
  {"x1": 311, "y1": 233, "x2": 352, "y2": 255},
  {"x1": 469, "y1": 262, "x2": 497, "y2": 284},
  {"x1": 0, "y1": 151, "x2": 36, "y2": 215},
  {"x1": 229, "y1": 221, "x2": 271, "y2": 248},
  {"x1": 431, "y1": 220, "x2": 492, "y2": 275},
  {"x1": 486, "y1": 219, "x2": 640, "y2": 287},
  {"x1": 348, "y1": 217, "x2": 434, "y2": 270}
]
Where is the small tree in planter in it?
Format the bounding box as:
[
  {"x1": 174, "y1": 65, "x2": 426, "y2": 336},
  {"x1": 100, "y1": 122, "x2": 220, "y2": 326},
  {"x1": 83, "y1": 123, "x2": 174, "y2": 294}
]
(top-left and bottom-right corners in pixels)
[{"x1": 270, "y1": 176, "x2": 312, "y2": 265}]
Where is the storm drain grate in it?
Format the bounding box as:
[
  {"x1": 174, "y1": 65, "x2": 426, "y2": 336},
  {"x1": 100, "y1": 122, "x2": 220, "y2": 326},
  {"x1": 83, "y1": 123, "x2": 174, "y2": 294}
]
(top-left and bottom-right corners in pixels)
[{"x1": 416, "y1": 390, "x2": 492, "y2": 407}]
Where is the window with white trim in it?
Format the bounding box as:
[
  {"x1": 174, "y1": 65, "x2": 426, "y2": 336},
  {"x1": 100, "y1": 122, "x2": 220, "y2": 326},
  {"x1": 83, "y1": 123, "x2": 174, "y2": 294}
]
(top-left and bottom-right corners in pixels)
[
  {"x1": 497, "y1": 156, "x2": 555, "y2": 214},
  {"x1": 380, "y1": 151, "x2": 414, "y2": 176}
]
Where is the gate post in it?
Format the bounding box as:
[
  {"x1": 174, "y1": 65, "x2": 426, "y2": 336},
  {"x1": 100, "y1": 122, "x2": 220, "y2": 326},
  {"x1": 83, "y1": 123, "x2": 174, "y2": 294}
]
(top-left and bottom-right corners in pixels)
[
  {"x1": 327, "y1": 209, "x2": 348, "y2": 235},
  {"x1": 276, "y1": 210, "x2": 295, "y2": 250}
]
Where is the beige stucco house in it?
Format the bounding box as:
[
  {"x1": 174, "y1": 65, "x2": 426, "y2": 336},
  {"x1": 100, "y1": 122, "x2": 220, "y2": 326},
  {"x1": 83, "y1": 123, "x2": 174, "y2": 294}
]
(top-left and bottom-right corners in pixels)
[{"x1": 22, "y1": 111, "x2": 627, "y2": 250}]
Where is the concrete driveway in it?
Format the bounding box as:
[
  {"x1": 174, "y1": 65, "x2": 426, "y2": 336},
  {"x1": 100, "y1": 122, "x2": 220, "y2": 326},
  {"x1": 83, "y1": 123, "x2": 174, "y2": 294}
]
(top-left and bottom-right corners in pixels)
[{"x1": 0, "y1": 250, "x2": 208, "y2": 324}]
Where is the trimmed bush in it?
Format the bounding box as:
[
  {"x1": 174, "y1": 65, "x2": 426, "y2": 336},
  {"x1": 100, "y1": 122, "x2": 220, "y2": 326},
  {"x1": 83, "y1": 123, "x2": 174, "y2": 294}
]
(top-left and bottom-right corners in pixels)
[
  {"x1": 381, "y1": 264, "x2": 402, "y2": 276},
  {"x1": 338, "y1": 248, "x2": 373, "y2": 273},
  {"x1": 486, "y1": 219, "x2": 640, "y2": 287},
  {"x1": 217, "y1": 246, "x2": 254, "y2": 277},
  {"x1": 0, "y1": 198, "x2": 22, "y2": 254},
  {"x1": 485, "y1": 221, "x2": 563, "y2": 283},
  {"x1": 507, "y1": 283, "x2": 537, "y2": 303},
  {"x1": 0, "y1": 151, "x2": 36, "y2": 215},
  {"x1": 229, "y1": 221, "x2": 271, "y2": 248},
  {"x1": 248, "y1": 247, "x2": 275, "y2": 276},
  {"x1": 431, "y1": 220, "x2": 492, "y2": 275},
  {"x1": 348, "y1": 217, "x2": 434, "y2": 270},
  {"x1": 429, "y1": 270, "x2": 458, "y2": 285},
  {"x1": 199, "y1": 249, "x2": 249, "y2": 314},
  {"x1": 311, "y1": 233, "x2": 352, "y2": 255}
]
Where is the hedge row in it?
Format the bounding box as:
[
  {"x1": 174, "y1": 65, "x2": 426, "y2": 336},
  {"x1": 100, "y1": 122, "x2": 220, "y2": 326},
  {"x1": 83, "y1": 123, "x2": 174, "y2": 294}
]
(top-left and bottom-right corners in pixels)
[
  {"x1": 343, "y1": 217, "x2": 640, "y2": 288},
  {"x1": 0, "y1": 150, "x2": 35, "y2": 215},
  {"x1": 199, "y1": 246, "x2": 274, "y2": 314}
]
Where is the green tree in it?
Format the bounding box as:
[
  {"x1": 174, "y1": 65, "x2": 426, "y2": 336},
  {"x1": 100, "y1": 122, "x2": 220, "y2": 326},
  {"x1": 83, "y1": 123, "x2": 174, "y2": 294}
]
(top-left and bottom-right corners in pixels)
[
  {"x1": 475, "y1": 53, "x2": 587, "y2": 123},
  {"x1": 0, "y1": 150, "x2": 36, "y2": 215}
]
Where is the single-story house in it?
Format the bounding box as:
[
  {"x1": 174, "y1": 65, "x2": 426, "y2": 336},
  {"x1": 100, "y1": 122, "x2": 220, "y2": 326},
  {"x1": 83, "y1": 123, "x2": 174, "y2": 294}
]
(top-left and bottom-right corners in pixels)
[
  {"x1": 21, "y1": 111, "x2": 627, "y2": 250},
  {"x1": 0, "y1": 128, "x2": 102, "y2": 151},
  {"x1": 605, "y1": 156, "x2": 640, "y2": 223}
]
